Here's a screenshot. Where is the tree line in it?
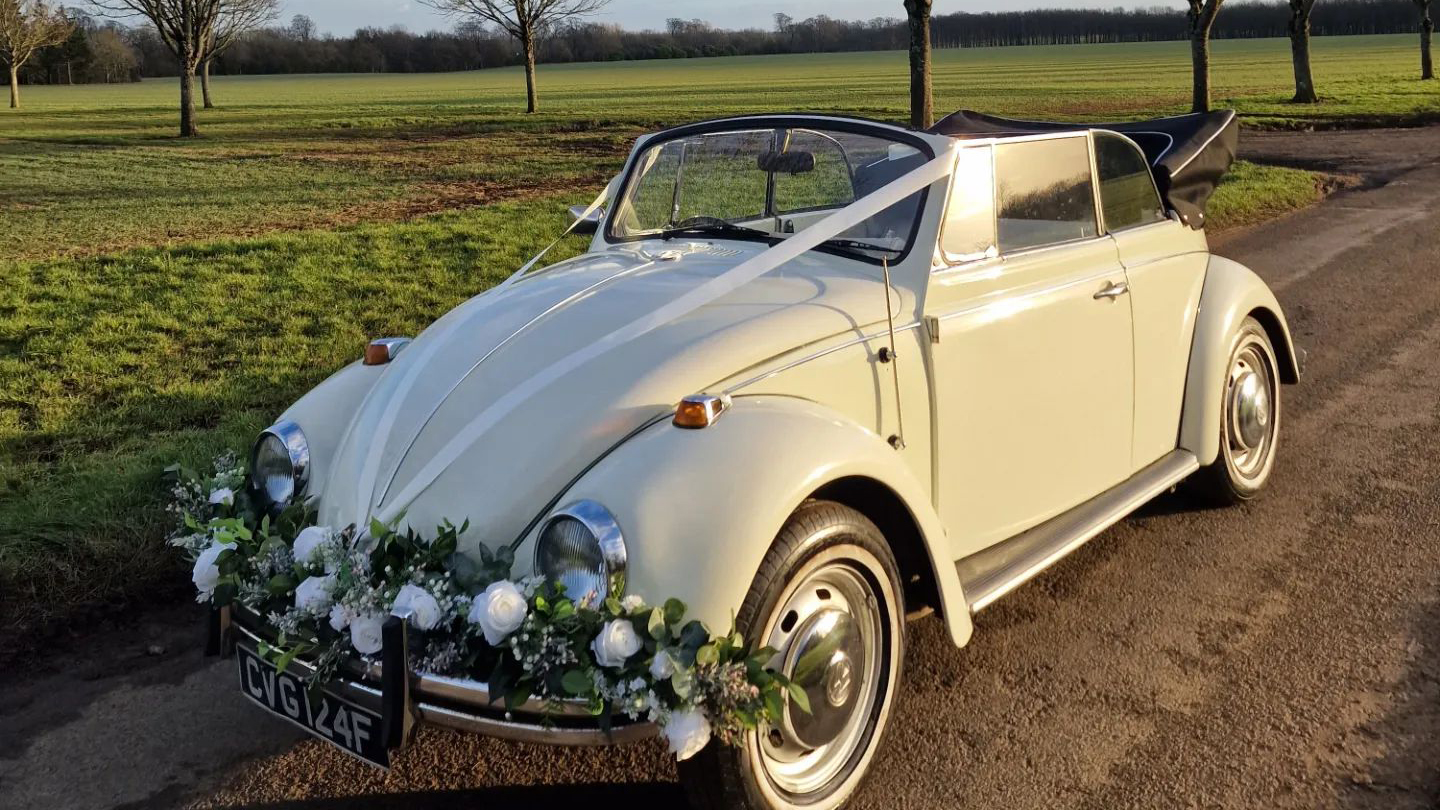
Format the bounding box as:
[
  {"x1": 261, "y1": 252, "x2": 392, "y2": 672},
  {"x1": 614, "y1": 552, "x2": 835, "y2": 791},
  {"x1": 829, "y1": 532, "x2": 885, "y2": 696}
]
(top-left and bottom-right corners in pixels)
[
  {"x1": 6, "y1": 0, "x2": 1429, "y2": 85},
  {"x1": 2, "y1": 0, "x2": 1434, "y2": 132}
]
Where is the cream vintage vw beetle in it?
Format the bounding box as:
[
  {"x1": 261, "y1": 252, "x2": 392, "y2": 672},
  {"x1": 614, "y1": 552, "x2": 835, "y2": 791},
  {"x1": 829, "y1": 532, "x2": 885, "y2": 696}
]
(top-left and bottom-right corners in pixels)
[{"x1": 224, "y1": 110, "x2": 1298, "y2": 809}]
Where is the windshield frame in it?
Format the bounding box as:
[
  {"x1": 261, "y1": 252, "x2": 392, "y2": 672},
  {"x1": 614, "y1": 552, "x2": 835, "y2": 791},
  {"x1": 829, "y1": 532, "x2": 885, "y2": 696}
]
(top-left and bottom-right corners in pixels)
[{"x1": 602, "y1": 115, "x2": 938, "y2": 267}]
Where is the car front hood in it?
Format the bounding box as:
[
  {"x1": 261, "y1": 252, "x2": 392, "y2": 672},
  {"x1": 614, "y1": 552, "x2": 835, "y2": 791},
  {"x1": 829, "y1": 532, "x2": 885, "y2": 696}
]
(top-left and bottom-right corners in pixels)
[{"x1": 314, "y1": 241, "x2": 897, "y2": 546}]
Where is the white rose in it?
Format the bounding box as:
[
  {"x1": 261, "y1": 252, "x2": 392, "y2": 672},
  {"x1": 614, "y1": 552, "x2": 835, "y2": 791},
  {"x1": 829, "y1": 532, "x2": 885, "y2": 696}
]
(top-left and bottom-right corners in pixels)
[
  {"x1": 467, "y1": 580, "x2": 528, "y2": 645},
  {"x1": 663, "y1": 708, "x2": 712, "y2": 761},
  {"x1": 191, "y1": 542, "x2": 229, "y2": 598},
  {"x1": 649, "y1": 648, "x2": 679, "y2": 680},
  {"x1": 393, "y1": 583, "x2": 443, "y2": 630},
  {"x1": 295, "y1": 575, "x2": 337, "y2": 612},
  {"x1": 621, "y1": 594, "x2": 644, "y2": 612},
  {"x1": 590, "y1": 619, "x2": 642, "y2": 668},
  {"x1": 328, "y1": 603, "x2": 352, "y2": 632},
  {"x1": 292, "y1": 526, "x2": 330, "y2": 567},
  {"x1": 349, "y1": 613, "x2": 385, "y2": 655},
  {"x1": 207, "y1": 487, "x2": 234, "y2": 506}
]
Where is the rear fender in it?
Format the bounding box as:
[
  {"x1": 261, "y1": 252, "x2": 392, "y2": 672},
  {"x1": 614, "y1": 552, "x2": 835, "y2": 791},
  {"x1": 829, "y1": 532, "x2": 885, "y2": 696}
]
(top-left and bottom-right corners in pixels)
[{"x1": 1180, "y1": 256, "x2": 1300, "y2": 466}]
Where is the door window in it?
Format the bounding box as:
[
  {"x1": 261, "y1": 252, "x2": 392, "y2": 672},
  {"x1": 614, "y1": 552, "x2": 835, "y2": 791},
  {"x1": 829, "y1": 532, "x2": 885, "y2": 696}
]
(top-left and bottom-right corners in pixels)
[
  {"x1": 994, "y1": 136, "x2": 1098, "y2": 253},
  {"x1": 1095, "y1": 132, "x2": 1167, "y2": 231},
  {"x1": 939, "y1": 145, "x2": 996, "y2": 263}
]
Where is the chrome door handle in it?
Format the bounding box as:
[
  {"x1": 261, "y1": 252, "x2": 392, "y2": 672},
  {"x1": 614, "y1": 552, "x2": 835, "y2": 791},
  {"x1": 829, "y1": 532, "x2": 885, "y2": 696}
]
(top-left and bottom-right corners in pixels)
[{"x1": 1094, "y1": 281, "x2": 1129, "y2": 300}]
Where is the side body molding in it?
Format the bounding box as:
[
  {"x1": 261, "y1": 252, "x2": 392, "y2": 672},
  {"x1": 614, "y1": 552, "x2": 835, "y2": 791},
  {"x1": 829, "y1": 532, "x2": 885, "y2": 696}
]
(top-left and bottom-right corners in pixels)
[
  {"x1": 533, "y1": 396, "x2": 975, "y2": 648},
  {"x1": 1180, "y1": 255, "x2": 1301, "y2": 466}
]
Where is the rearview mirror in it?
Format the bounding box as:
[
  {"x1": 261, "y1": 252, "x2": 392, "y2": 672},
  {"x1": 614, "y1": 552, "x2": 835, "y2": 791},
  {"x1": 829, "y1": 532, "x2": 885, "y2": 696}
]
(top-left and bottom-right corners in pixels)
[
  {"x1": 569, "y1": 204, "x2": 604, "y2": 235},
  {"x1": 757, "y1": 150, "x2": 816, "y2": 175}
]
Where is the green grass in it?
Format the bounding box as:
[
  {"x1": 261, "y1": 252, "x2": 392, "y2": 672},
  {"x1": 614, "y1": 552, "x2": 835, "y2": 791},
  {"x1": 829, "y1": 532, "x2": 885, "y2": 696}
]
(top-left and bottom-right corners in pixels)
[{"x1": 0, "y1": 35, "x2": 1383, "y2": 638}]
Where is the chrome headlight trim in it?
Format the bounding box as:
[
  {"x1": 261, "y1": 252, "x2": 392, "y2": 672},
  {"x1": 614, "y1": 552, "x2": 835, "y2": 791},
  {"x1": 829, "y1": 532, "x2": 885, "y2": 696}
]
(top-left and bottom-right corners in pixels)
[
  {"x1": 250, "y1": 419, "x2": 310, "y2": 509},
  {"x1": 534, "y1": 499, "x2": 627, "y2": 600}
]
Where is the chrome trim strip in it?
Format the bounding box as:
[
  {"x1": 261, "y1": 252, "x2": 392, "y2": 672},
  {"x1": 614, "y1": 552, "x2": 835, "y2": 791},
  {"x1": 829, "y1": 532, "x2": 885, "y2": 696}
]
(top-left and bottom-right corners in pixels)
[{"x1": 956, "y1": 449, "x2": 1199, "y2": 613}]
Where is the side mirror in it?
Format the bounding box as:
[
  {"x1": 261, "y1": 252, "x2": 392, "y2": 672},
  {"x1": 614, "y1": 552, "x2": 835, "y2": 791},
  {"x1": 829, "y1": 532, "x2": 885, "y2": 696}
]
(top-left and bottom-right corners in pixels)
[{"x1": 569, "y1": 204, "x2": 604, "y2": 235}]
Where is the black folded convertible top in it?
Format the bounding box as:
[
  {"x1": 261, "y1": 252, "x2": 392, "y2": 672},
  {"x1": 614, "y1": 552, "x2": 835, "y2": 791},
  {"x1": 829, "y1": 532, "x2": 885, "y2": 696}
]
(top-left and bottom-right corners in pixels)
[{"x1": 929, "y1": 109, "x2": 1239, "y2": 229}]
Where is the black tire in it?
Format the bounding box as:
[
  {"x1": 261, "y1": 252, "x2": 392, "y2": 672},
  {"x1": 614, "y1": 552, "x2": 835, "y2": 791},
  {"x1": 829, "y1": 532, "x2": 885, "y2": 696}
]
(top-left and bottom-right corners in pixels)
[
  {"x1": 1188, "y1": 316, "x2": 1282, "y2": 506},
  {"x1": 678, "y1": 500, "x2": 905, "y2": 810}
]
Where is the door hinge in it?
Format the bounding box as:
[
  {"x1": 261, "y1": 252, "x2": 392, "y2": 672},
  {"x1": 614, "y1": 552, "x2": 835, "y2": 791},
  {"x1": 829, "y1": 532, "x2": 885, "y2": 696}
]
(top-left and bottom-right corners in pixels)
[{"x1": 924, "y1": 315, "x2": 940, "y2": 344}]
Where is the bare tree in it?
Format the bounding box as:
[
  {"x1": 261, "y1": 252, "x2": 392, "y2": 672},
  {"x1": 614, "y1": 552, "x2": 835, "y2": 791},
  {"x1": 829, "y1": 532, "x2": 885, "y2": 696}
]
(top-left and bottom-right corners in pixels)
[
  {"x1": 92, "y1": 0, "x2": 221, "y2": 136},
  {"x1": 287, "y1": 12, "x2": 313, "y2": 42},
  {"x1": 420, "y1": 0, "x2": 611, "y2": 113},
  {"x1": 1186, "y1": 0, "x2": 1226, "y2": 113},
  {"x1": 1418, "y1": 0, "x2": 1435, "y2": 79},
  {"x1": 88, "y1": 26, "x2": 138, "y2": 82},
  {"x1": 903, "y1": 0, "x2": 932, "y2": 129},
  {"x1": 199, "y1": 0, "x2": 279, "y2": 108},
  {"x1": 1287, "y1": 0, "x2": 1318, "y2": 102},
  {"x1": 0, "y1": 0, "x2": 73, "y2": 108}
]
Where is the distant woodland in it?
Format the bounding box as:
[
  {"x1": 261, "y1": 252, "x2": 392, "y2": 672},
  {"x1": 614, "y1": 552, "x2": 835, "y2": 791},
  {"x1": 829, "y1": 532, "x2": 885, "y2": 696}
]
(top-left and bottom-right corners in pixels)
[{"x1": 15, "y1": 0, "x2": 1426, "y2": 84}]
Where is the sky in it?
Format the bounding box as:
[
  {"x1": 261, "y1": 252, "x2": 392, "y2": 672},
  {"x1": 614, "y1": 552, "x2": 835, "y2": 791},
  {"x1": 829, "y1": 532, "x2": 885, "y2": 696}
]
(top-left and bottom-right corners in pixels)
[{"x1": 295, "y1": 1, "x2": 1161, "y2": 37}]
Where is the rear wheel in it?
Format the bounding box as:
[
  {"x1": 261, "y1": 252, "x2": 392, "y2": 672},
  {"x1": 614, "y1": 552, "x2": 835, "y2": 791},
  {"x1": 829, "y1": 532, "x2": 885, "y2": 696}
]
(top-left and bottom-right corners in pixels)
[
  {"x1": 1189, "y1": 316, "x2": 1281, "y2": 505},
  {"x1": 678, "y1": 500, "x2": 904, "y2": 810}
]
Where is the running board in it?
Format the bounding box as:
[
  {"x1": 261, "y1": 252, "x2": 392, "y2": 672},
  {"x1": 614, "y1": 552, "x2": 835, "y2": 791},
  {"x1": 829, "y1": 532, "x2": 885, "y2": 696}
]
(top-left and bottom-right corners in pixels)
[{"x1": 956, "y1": 450, "x2": 1199, "y2": 613}]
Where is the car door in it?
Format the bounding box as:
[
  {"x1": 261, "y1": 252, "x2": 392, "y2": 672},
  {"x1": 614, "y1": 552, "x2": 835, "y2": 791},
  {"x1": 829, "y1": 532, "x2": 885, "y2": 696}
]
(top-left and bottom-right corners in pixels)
[
  {"x1": 927, "y1": 134, "x2": 1136, "y2": 560},
  {"x1": 1093, "y1": 131, "x2": 1211, "y2": 469}
]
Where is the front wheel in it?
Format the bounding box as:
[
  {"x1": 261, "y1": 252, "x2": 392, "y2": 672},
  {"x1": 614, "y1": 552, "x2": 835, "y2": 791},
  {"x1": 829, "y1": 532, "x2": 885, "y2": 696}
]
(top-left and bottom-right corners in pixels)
[
  {"x1": 678, "y1": 500, "x2": 904, "y2": 810},
  {"x1": 1189, "y1": 316, "x2": 1282, "y2": 505}
]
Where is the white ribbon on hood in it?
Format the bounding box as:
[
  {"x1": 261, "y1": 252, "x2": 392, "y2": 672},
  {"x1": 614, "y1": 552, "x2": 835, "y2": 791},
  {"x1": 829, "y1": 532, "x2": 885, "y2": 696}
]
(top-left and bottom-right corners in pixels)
[{"x1": 371, "y1": 146, "x2": 957, "y2": 527}]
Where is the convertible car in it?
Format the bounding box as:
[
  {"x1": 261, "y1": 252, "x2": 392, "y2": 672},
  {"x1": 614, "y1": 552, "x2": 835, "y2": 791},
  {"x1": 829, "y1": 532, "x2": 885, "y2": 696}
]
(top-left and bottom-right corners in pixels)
[{"x1": 223, "y1": 109, "x2": 1297, "y2": 809}]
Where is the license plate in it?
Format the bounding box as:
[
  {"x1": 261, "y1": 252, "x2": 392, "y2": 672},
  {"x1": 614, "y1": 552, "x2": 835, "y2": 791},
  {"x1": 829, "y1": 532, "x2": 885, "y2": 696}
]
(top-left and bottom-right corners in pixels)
[{"x1": 237, "y1": 645, "x2": 389, "y2": 767}]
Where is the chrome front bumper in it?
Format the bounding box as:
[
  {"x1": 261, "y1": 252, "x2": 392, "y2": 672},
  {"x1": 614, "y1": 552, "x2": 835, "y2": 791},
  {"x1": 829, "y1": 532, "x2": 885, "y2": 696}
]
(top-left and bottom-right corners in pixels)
[{"x1": 209, "y1": 605, "x2": 656, "y2": 753}]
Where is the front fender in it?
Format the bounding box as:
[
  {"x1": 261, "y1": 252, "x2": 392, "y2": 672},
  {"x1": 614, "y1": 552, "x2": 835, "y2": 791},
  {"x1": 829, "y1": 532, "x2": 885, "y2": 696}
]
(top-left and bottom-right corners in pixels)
[
  {"x1": 277, "y1": 360, "x2": 386, "y2": 502},
  {"x1": 1180, "y1": 256, "x2": 1300, "y2": 466},
  {"x1": 521, "y1": 395, "x2": 974, "y2": 647}
]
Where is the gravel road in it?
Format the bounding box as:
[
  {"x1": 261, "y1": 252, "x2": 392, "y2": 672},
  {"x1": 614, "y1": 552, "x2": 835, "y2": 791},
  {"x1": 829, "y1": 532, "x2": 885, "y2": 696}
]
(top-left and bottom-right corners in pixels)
[{"x1": 4, "y1": 127, "x2": 1440, "y2": 810}]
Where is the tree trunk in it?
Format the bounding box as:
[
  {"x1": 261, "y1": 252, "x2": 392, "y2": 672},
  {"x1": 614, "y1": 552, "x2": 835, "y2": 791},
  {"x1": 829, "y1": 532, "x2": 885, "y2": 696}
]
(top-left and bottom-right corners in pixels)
[
  {"x1": 904, "y1": 0, "x2": 934, "y2": 129},
  {"x1": 522, "y1": 34, "x2": 538, "y2": 114},
  {"x1": 8, "y1": 66, "x2": 17, "y2": 109},
  {"x1": 1289, "y1": 5, "x2": 1319, "y2": 102},
  {"x1": 1190, "y1": 30, "x2": 1212, "y2": 113},
  {"x1": 179, "y1": 69, "x2": 199, "y2": 137},
  {"x1": 1423, "y1": 5, "x2": 1436, "y2": 80},
  {"x1": 202, "y1": 60, "x2": 214, "y2": 109}
]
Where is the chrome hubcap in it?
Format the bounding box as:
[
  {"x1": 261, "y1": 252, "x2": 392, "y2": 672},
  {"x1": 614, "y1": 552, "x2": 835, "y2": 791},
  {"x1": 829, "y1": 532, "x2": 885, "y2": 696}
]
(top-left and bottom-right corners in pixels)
[
  {"x1": 1231, "y1": 370, "x2": 1270, "y2": 450},
  {"x1": 758, "y1": 558, "x2": 885, "y2": 797},
  {"x1": 1225, "y1": 343, "x2": 1276, "y2": 478}
]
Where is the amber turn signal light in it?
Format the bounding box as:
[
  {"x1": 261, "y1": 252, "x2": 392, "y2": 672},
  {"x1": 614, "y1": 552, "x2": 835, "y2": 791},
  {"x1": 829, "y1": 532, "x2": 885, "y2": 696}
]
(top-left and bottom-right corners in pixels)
[
  {"x1": 364, "y1": 337, "x2": 412, "y2": 366},
  {"x1": 673, "y1": 394, "x2": 731, "y2": 429}
]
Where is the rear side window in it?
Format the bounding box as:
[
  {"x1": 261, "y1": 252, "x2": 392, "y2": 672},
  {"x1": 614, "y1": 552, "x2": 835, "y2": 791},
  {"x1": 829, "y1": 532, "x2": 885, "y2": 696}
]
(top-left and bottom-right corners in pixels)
[
  {"x1": 994, "y1": 136, "x2": 1098, "y2": 253},
  {"x1": 1095, "y1": 132, "x2": 1167, "y2": 231}
]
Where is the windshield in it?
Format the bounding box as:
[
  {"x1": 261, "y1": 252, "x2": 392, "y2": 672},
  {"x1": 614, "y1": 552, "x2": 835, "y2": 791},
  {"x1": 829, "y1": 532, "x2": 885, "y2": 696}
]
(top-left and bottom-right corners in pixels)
[{"x1": 607, "y1": 126, "x2": 929, "y2": 263}]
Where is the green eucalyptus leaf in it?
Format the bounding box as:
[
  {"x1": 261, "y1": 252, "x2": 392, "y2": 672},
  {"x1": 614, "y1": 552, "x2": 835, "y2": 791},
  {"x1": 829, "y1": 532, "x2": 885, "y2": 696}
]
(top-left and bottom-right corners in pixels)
[
  {"x1": 787, "y1": 681, "x2": 812, "y2": 715},
  {"x1": 560, "y1": 669, "x2": 593, "y2": 697},
  {"x1": 696, "y1": 643, "x2": 719, "y2": 666},
  {"x1": 662, "y1": 597, "x2": 686, "y2": 626}
]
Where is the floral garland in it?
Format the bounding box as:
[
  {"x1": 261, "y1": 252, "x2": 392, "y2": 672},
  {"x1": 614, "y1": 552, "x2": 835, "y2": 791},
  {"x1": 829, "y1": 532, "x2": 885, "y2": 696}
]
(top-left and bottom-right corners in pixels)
[{"x1": 166, "y1": 455, "x2": 808, "y2": 761}]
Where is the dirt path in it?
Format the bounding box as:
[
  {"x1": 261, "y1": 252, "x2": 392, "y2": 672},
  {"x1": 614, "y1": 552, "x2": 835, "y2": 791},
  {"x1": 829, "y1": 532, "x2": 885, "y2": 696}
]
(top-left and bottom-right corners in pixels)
[{"x1": 4, "y1": 127, "x2": 1440, "y2": 810}]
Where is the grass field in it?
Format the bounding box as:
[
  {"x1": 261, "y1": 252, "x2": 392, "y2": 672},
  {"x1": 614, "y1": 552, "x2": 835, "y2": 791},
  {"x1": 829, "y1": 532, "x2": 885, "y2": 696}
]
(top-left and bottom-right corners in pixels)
[{"x1": 1, "y1": 35, "x2": 1425, "y2": 641}]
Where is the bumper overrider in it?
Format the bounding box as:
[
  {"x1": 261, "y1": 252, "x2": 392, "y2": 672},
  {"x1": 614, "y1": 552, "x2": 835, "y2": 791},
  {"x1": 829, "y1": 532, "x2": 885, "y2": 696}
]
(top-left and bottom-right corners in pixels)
[{"x1": 207, "y1": 603, "x2": 657, "y2": 764}]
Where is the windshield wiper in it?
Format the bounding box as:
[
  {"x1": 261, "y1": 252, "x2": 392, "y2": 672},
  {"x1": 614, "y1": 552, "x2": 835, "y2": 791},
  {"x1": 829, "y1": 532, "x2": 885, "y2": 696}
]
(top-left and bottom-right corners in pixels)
[
  {"x1": 658, "y1": 220, "x2": 776, "y2": 242},
  {"x1": 816, "y1": 238, "x2": 903, "y2": 259}
]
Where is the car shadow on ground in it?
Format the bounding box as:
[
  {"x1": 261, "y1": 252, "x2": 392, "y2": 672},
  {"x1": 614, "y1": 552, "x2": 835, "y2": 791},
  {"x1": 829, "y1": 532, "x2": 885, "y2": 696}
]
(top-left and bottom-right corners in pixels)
[{"x1": 233, "y1": 781, "x2": 688, "y2": 809}]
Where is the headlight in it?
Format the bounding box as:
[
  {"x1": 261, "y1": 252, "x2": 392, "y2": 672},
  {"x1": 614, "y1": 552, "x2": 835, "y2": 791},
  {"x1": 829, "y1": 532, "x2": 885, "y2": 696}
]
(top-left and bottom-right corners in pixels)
[
  {"x1": 250, "y1": 420, "x2": 310, "y2": 510},
  {"x1": 534, "y1": 500, "x2": 626, "y2": 605}
]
